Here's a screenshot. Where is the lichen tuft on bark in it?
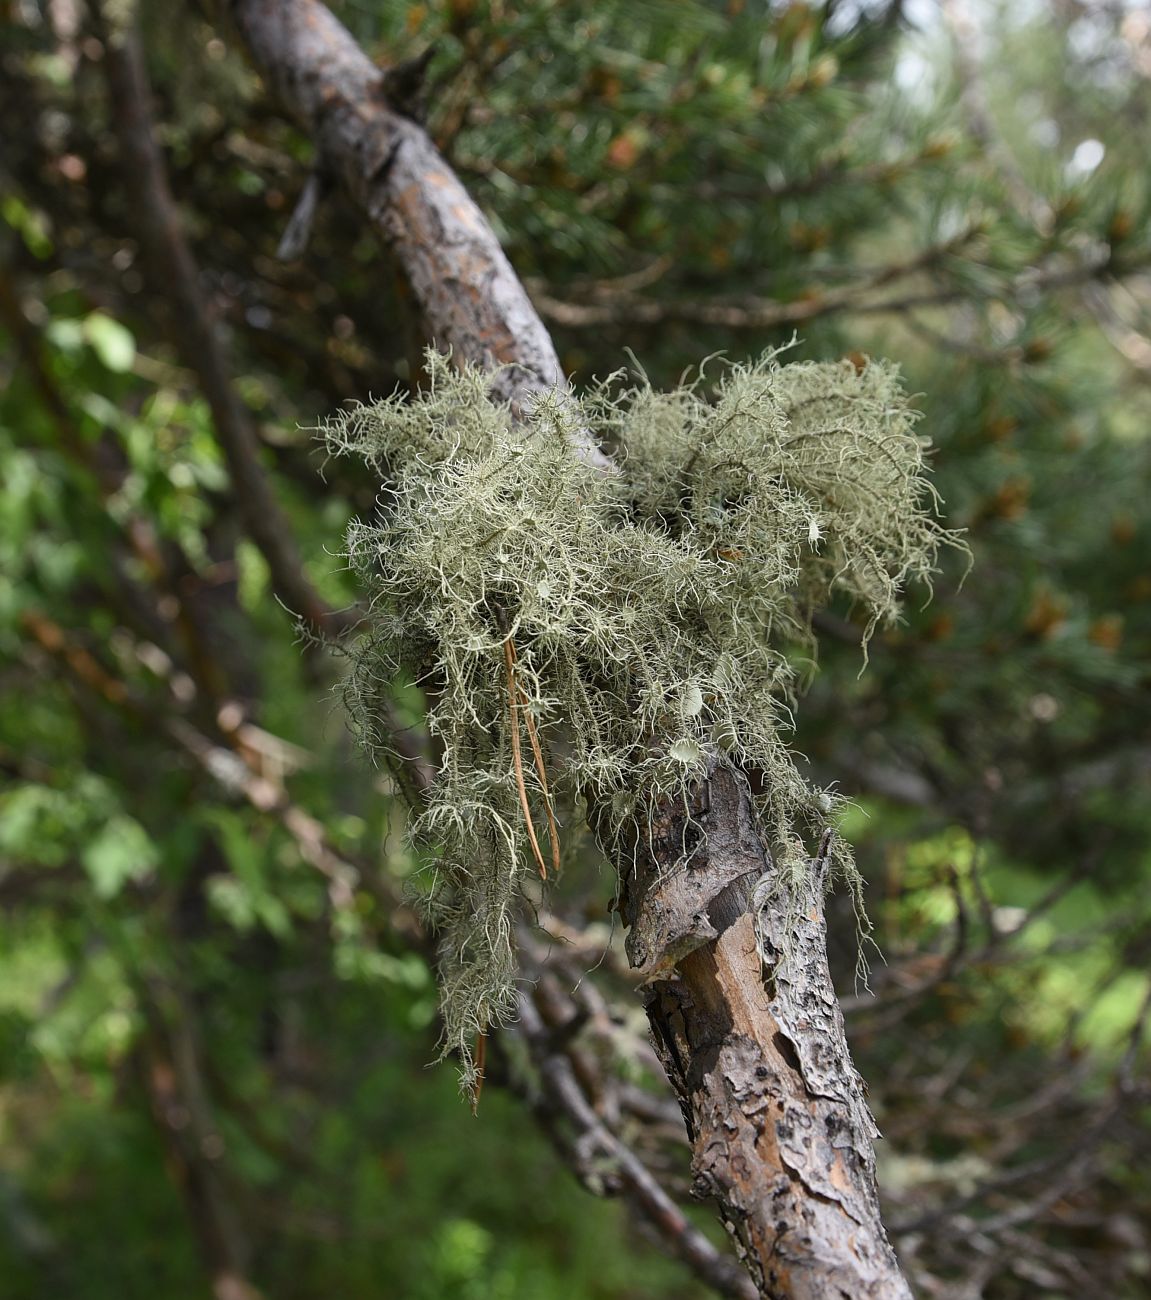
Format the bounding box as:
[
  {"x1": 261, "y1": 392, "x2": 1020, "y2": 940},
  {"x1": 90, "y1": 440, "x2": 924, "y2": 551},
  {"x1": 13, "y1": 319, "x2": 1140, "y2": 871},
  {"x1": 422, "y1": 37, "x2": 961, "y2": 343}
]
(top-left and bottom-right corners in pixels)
[{"x1": 325, "y1": 346, "x2": 957, "y2": 1094}]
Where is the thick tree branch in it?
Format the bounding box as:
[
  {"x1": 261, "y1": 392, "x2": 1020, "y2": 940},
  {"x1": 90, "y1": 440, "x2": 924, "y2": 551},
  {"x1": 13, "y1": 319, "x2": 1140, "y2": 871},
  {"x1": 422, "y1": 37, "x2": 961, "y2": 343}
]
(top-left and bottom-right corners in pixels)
[
  {"x1": 215, "y1": 2, "x2": 911, "y2": 1294},
  {"x1": 218, "y1": 0, "x2": 608, "y2": 469},
  {"x1": 606, "y1": 763, "x2": 911, "y2": 1299}
]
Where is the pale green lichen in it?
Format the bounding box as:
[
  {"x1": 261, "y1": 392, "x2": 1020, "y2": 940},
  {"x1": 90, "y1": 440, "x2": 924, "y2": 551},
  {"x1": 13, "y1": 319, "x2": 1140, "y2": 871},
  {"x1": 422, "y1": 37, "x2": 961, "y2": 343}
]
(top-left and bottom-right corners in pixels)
[{"x1": 326, "y1": 348, "x2": 952, "y2": 1093}]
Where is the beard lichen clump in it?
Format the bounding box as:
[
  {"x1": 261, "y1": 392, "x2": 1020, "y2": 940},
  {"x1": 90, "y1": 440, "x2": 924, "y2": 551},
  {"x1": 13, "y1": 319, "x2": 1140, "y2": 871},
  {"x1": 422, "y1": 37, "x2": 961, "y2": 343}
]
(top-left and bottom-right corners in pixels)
[{"x1": 327, "y1": 349, "x2": 947, "y2": 1092}]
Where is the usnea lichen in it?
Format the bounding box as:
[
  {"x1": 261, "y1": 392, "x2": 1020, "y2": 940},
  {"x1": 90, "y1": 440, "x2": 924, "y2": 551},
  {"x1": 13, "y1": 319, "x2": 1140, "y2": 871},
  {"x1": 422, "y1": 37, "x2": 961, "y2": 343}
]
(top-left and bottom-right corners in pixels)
[{"x1": 327, "y1": 348, "x2": 949, "y2": 1092}]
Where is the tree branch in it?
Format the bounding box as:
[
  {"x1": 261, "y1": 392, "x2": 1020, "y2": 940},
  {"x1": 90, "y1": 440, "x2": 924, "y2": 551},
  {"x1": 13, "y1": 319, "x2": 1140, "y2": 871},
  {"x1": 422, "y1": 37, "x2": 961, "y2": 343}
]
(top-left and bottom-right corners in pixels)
[
  {"x1": 516, "y1": 971, "x2": 758, "y2": 1300},
  {"x1": 607, "y1": 762, "x2": 911, "y2": 1299},
  {"x1": 217, "y1": 0, "x2": 608, "y2": 469},
  {"x1": 531, "y1": 245, "x2": 1136, "y2": 335},
  {"x1": 215, "y1": 2, "x2": 911, "y2": 1294},
  {"x1": 94, "y1": 3, "x2": 354, "y2": 637}
]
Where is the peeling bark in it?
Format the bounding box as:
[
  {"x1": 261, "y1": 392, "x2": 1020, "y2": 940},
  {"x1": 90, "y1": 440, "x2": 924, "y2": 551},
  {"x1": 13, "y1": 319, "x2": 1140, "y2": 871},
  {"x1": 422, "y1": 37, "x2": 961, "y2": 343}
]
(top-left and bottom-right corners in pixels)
[
  {"x1": 219, "y1": 3, "x2": 912, "y2": 1294},
  {"x1": 631, "y1": 763, "x2": 912, "y2": 1299}
]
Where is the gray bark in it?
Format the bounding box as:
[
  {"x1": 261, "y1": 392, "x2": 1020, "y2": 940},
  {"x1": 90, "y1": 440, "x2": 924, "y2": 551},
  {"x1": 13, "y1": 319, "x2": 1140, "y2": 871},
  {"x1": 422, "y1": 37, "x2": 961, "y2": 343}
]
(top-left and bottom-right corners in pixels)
[{"x1": 222, "y1": 0, "x2": 608, "y2": 468}]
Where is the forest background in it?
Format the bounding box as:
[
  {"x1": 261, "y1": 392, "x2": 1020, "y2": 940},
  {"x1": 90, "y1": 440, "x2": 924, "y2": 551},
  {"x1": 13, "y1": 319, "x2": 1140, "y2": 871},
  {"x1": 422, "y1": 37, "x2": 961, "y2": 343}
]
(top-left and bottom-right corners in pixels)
[{"x1": 2, "y1": 1, "x2": 1151, "y2": 1297}]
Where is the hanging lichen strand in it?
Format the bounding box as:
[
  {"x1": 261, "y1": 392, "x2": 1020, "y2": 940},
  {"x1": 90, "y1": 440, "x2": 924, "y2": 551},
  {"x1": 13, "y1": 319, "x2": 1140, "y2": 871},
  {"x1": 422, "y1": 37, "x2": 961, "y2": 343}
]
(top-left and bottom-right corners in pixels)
[{"x1": 327, "y1": 349, "x2": 949, "y2": 1093}]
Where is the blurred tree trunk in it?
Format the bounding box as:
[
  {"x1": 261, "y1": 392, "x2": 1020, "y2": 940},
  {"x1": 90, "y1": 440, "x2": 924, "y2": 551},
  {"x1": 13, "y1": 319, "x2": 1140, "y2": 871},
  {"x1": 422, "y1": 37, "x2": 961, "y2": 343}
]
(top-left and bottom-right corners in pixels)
[{"x1": 213, "y1": 2, "x2": 912, "y2": 1295}]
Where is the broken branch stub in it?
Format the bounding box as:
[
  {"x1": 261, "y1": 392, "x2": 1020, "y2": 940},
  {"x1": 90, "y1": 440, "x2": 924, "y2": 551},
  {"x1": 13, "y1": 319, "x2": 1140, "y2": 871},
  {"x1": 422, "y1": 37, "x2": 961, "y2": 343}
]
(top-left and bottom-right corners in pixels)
[{"x1": 614, "y1": 761, "x2": 911, "y2": 1298}]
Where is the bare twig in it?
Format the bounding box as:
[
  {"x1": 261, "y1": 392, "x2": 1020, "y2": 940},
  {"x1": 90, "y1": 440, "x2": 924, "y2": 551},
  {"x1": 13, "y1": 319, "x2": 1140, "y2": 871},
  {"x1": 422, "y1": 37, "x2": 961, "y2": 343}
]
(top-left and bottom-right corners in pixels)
[
  {"x1": 93, "y1": 3, "x2": 355, "y2": 637},
  {"x1": 531, "y1": 244, "x2": 1135, "y2": 334},
  {"x1": 135, "y1": 977, "x2": 266, "y2": 1300},
  {"x1": 515, "y1": 982, "x2": 757, "y2": 1300},
  {"x1": 276, "y1": 168, "x2": 328, "y2": 262},
  {"x1": 505, "y1": 636, "x2": 561, "y2": 878}
]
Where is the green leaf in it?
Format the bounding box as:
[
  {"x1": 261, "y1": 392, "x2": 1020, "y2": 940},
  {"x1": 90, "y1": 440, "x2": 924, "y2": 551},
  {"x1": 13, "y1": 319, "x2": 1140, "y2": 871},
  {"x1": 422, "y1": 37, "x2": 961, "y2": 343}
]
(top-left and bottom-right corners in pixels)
[
  {"x1": 0, "y1": 195, "x2": 53, "y2": 258},
  {"x1": 81, "y1": 815, "x2": 156, "y2": 898},
  {"x1": 83, "y1": 312, "x2": 136, "y2": 374},
  {"x1": 237, "y1": 539, "x2": 271, "y2": 612},
  {"x1": 44, "y1": 318, "x2": 84, "y2": 352}
]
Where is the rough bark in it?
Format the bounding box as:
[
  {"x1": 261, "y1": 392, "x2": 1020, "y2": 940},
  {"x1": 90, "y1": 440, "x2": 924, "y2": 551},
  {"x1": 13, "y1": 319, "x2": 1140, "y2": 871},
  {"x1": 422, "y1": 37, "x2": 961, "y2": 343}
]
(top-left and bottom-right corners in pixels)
[
  {"x1": 219, "y1": 2, "x2": 912, "y2": 1294},
  {"x1": 221, "y1": 0, "x2": 608, "y2": 468},
  {"x1": 622, "y1": 763, "x2": 912, "y2": 1299}
]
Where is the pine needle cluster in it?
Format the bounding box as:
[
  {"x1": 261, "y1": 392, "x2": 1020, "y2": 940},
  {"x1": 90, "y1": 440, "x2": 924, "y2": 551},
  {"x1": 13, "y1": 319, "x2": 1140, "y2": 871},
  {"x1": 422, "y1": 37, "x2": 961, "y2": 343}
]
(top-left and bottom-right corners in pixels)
[{"x1": 326, "y1": 349, "x2": 950, "y2": 1090}]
